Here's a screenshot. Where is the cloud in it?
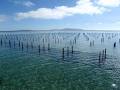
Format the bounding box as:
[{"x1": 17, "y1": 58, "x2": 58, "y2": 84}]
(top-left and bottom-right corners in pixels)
[
  {"x1": 16, "y1": 0, "x2": 108, "y2": 20},
  {"x1": 23, "y1": 1, "x2": 35, "y2": 7},
  {"x1": 97, "y1": 22, "x2": 103, "y2": 25},
  {"x1": 97, "y1": 0, "x2": 120, "y2": 7},
  {"x1": 0, "y1": 15, "x2": 7, "y2": 22},
  {"x1": 10, "y1": 0, "x2": 35, "y2": 7}
]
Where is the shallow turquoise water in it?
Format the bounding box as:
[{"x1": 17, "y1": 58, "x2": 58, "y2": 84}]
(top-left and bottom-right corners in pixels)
[
  {"x1": 0, "y1": 48, "x2": 115, "y2": 90},
  {"x1": 0, "y1": 31, "x2": 120, "y2": 90}
]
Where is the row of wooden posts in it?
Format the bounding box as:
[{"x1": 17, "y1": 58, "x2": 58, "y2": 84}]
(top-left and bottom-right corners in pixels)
[
  {"x1": 0, "y1": 39, "x2": 51, "y2": 52},
  {"x1": 0, "y1": 38, "x2": 75, "y2": 59},
  {"x1": 0, "y1": 33, "x2": 77, "y2": 44},
  {"x1": 0, "y1": 33, "x2": 110, "y2": 65},
  {"x1": 62, "y1": 46, "x2": 74, "y2": 59},
  {"x1": 1, "y1": 38, "x2": 108, "y2": 65},
  {"x1": 99, "y1": 48, "x2": 107, "y2": 65}
]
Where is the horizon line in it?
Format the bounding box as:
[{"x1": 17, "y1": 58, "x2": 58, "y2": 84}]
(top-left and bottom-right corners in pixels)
[{"x1": 0, "y1": 28, "x2": 120, "y2": 32}]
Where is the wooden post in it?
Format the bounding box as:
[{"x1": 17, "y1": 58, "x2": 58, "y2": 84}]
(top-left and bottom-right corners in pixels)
[
  {"x1": 75, "y1": 38, "x2": 76, "y2": 44},
  {"x1": 102, "y1": 50, "x2": 104, "y2": 63},
  {"x1": 38, "y1": 45, "x2": 40, "y2": 54},
  {"x1": 99, "y1": 52, "x2": 101, "y2": 64},
  {"x1": 55, "y1": 39, "x2": 56, "y2": 44},
  {"x1": 72, "y1": 46, "x2": 73, "y2": 54},
  {"x1": 90, "y1": 41, "x2": 92, "y2": 47},
  {"x1": 43, "y1": 38, "x2": 44, "y2": 43},
  {"x1": 67, "y1": 47, "x2": 69, "y2": 56},
  {"x1": 0, "y1": 39, "x2": 2, "y2": 46},
  {"x1": 62, "y1": 48, "x2": 64, "y2": 59},
  {"x1": 48, "y1": 43, "x2": 50, "y2": 50},
  {"x1": 21, "y1": 42, "x2": 23, "y2": 51},
  {"x1": 114, "y1": 42, "x2": 116, "y2": 47},
  {"x1": 9, "y1": 40, "x2": 11, "y2": 48},
  {"x1": 105, "y1": 48, "x2": 106, "y2": 59},
  {"x1": 93, "y1": 40, "x2": 94, "y2": 46}
]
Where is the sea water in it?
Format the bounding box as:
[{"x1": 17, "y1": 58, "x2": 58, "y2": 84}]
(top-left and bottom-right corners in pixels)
[{"x1": 0, "y1": 30, "x2": 120, "y2": 90}]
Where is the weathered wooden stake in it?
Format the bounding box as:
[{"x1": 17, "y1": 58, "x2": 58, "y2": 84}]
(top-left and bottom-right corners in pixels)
[
  {"x1": 0, "y1": 39, "x2": 2, "y2": 46},
  {"x1": 102, "y1": 50, "x2": 104, "y2": 63},
  {"x1": 99, "y1": 52, "x2": 101, "y2": 64},
  {"x1": 9, "y1": 40, "x2": 11, "y2": 48},
  {"x1": 90, "y1": 41, "x2": 92, "y2": 46},
  {"x1": 72, "y1": 46, "x2": 73, "y2": 54},
  {"x1": 105, "y1": 48, "x2": 106, "y2": 59},
  {"x1": 67, "y1": 47, "x2": 69, "y2": 56},
  {"x1": 62, "y1": 48, "x2": 64, "y2": 59},
  {"x1": 21, "y1": 42, "x2": 23, "y2": 51},
  {"x1": 48, "y1": 43, "x2": 50, "y2": 50},
  {"x1": 114, "y1": 42, "x2": 116, "y2": 47},
  {"x1": 38, "y1": 45, "x2": 40, "y2": 54}
]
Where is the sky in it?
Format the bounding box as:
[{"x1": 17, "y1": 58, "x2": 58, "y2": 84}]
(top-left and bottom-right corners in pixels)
[{"x1": 0, "y1": 0, "x2": 120, "y2": 31}]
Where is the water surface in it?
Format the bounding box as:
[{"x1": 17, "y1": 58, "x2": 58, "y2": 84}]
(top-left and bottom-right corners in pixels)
[{"x1": 0, "y1": 30, "x2": 120, "y2": 90}]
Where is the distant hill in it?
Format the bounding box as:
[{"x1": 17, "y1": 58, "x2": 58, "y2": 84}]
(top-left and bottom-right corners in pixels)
[
  {"x1": 54, "y1": 28, "x2": 84, "y2": 31},
  {"x1": 0, "y1": 30, "x2": 33, "y2": 32},
  {"x1": 1, "y1": 29, "x2": 120, "y2": 32},
  {"x1": 0, "y1": 28, "x2": 84, "y2": 32}
]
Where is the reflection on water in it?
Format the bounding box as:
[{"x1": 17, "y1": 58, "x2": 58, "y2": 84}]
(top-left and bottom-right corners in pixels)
[{"x1": 0, "y1": 30, "x2": 120, "y2": 90}]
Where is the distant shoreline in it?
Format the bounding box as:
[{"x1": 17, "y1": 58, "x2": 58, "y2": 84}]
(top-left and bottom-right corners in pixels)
[{"x1": 0, "y1": 29, "x2": 120, "y2": 32}]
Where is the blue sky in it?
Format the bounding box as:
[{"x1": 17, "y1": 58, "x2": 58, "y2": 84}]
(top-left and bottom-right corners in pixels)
[{"x1": 0, "y1": 0, "x2": 120, "y2": 31}]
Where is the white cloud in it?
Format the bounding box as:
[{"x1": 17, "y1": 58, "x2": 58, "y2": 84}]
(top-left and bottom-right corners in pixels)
[
  {"x1": 97, "y1": 22, "x2": 103, "y2": 24},
  {"x1": 0, "y1": 15, "x2": 7, "y2": 22},
  {"x1": 23, "y1": 1, "x2": 35, "y2": 7},
  {"x1": 16, "y1": 0, "x2": 109, "y2": 20},
  {"x1": 11, "y1": 0, "x2": 35, "y2": 7},
  {"x1": 97, "y1": 0, "x2": 120, "y2": 7}
]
